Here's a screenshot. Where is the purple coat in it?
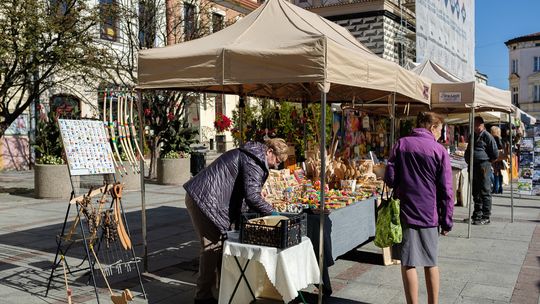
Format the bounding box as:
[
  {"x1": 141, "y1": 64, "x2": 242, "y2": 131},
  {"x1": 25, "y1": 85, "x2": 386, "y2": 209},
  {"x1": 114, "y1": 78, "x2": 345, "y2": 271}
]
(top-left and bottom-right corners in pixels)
[{"x1": 384, "y1": 128, "x2": 454, "y2": 231}]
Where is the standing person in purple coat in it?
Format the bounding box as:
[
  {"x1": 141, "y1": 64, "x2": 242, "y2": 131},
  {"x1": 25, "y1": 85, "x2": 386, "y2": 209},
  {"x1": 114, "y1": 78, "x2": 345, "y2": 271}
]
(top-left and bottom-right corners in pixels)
[{"x1": 384, "y1": 112, "x2": 454, "y2": 304}]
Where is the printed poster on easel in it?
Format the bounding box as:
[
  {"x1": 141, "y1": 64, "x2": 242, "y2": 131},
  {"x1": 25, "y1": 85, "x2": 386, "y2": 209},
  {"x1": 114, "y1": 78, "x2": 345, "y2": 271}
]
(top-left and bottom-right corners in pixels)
[
  {"x1": 533, "y1": 125, "x2": 540, "y2": 196},
  {"x1": 58, "y1": 119, "x2": 116, "y2": 175},
  {"x1": 518, "y1": 136, "x2": 534, "y2": 195}
]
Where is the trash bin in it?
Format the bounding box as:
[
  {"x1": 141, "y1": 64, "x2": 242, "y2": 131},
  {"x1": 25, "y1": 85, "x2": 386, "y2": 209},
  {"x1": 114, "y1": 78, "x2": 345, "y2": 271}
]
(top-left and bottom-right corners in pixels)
[{"x1": 190, "y1": 147, "x2": 207, "y2": 176}]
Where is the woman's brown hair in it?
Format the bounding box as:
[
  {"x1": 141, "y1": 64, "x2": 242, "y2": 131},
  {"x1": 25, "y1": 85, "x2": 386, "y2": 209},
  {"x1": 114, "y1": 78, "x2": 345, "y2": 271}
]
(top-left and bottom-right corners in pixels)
[{"x1": 416, "y1": 111, "x2": 444, "y2": 129}]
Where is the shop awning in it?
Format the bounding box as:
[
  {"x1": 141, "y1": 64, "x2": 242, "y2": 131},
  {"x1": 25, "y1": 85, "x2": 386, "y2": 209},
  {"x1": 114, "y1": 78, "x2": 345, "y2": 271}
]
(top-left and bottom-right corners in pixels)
[
  {"x1": 514, "y1": 106, "x2": 537, "y2": 125},
  {"x1": 410, "y1": 60, "x2": 513, "y2": 113},
  {"x1": 137, "y1": 0, "x2": 431, "y2": 104}
]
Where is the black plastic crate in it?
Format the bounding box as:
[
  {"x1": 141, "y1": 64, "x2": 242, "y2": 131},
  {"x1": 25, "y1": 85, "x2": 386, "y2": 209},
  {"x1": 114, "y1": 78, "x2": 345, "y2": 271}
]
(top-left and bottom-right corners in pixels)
[{"x1": 239, "y1": 212, "x2": 307, "y2": 249}]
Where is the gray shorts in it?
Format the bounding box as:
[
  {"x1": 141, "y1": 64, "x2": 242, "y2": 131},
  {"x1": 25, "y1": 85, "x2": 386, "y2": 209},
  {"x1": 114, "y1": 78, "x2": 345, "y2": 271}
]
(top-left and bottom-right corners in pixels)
[{"x1": 392, "y1": 224, "x2": 439, "y2": 267}]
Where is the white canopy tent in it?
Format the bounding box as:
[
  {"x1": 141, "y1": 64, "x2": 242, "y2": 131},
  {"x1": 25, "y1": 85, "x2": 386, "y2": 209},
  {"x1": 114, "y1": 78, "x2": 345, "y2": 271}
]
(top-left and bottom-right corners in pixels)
[
  {"x1": 136, "y1": 0, "x2": 433, "y2": 300},
  {"x1": 138, "y1": 0, "x2": 431, "y2": 104}
]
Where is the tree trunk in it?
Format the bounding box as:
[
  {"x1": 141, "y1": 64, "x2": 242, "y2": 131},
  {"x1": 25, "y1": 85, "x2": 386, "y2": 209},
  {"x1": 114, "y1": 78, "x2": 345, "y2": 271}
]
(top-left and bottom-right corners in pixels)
[{"x1": 147, "y1": 137, "x2": 160, "y2": 179}]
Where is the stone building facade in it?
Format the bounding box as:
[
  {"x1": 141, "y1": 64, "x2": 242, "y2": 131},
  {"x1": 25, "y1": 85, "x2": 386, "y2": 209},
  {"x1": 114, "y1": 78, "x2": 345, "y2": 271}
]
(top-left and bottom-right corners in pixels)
[
  {"x1": 294, "y1": 0, "x2": 416, "y2": 66},
  {"x1": 505, "y1": 32, "x2": 540, "y2": 120}
]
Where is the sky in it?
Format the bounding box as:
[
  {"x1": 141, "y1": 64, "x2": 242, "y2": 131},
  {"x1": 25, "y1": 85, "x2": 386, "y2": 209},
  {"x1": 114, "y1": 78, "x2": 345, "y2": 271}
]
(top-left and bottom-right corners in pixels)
[{"x1": 475, "y1": 0, "x2": 540, "y2": 90}]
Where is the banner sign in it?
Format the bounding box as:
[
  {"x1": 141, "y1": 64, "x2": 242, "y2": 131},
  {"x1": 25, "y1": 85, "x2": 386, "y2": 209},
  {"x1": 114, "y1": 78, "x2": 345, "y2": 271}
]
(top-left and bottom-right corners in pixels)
[{"x1": 439, "y1": 92, "x2": 462, "y2": 103}]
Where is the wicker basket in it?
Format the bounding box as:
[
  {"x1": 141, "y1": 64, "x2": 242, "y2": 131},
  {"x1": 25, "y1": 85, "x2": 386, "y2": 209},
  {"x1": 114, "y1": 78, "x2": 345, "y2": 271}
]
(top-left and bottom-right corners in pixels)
[{"x1": 239, "y1": 213, "x2": 307, "y2": 249}]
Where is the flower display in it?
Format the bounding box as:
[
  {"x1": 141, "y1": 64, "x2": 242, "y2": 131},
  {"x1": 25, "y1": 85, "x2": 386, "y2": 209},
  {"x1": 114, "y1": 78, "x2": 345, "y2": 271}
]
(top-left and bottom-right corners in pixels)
[{"x1": 214, "y1": 113, "x2": 232, "y2": 133}]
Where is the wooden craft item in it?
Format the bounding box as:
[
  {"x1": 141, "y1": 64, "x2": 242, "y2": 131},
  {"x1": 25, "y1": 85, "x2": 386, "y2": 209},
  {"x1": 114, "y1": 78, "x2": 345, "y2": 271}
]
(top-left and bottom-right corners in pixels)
[
  {"x1": 90, "y1": 245, "x2": 134, "y2": 304},
  {"x1": 89, "y1": 184, "x2": 111, "y2": 244},
  {"x1": 70, "y1": 184, "x2": 112, "y2": 205},
  {"x1": 121, "y1": 94, "x2": 140, "y2": 173},
  {"x1": 108, "y1": 92, "x2": 127, "y2": 175},
  {"x1": 128, "y1": 94, "x2": 146, "y2": 164},
  {"x1": 111, "y1": 183, "x2": 132, "y2": 250},
  {"x1": 117, "y1": 94, "x2": 138, "y2": 174},
  {"x1": 102, "y1": 89, "x2": 122, "y2": 176},
  {"x1": 61, "y1": 255, "x2": 73, "y2": 304}
]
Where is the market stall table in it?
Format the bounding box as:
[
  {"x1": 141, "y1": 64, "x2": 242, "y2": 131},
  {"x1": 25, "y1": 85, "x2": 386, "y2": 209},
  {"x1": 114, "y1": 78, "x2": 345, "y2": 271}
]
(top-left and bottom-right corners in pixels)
[
  {"x1": 450, "y1": 156, "x2": 469, "y2": 206},
  {"x1": 219, "y1": 232, "x2": 320, "y2": 304},
  {"x1": 306, "y1": 197, "x2": 376, "y2": 294}
]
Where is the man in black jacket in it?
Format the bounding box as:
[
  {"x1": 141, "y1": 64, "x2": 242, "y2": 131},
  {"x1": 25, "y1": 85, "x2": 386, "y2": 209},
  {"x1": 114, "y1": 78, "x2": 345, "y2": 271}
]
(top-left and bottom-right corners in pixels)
[
  {"x1": 183, "y1": 138, "x2": 289, "y2": 304},
  {"x1": 465, "y1": 116, "x2": 499, "y2": 225}
]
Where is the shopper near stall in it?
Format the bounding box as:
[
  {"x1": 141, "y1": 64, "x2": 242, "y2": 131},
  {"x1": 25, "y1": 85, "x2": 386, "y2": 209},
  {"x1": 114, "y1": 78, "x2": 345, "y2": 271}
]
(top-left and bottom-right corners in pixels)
[
  {"x1": 183, "y1": 138, "x2": 288, "y2": 304},
  {"x1": 490, "y1": 126, "x2": 505, "y2": 194},
  {"x1": 465, "y1": 116, "x2": 499, "y2": 225},
  {"x1": 384, "y1": 111, "x2": 454, "y2": 304}
]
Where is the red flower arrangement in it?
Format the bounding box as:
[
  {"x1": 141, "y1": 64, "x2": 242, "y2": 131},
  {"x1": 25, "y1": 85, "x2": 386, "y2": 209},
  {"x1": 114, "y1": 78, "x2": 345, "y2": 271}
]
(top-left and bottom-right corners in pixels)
[{"x1": 214, "y1": 113, "x2": 232, "y2": 133}]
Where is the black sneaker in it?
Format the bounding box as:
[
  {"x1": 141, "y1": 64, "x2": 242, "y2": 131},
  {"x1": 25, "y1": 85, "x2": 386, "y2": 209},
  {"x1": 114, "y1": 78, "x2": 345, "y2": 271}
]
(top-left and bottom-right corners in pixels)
[{"x1": 473, "y1": 218, "x2": 490, "y2": 225}]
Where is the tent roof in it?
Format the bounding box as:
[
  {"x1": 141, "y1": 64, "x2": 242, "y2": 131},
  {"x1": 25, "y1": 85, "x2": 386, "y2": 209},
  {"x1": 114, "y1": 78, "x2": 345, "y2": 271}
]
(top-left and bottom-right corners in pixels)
[
  {"x1": 514, "y1": 106, "x2": 537, "y2": 125},
  {"x1": 137, "y1": 0, "x2": 430, "y2": 104},
  {"x1": 411, "y1": 60, "x2": 461, "y2": 83},
  {"x1": 410, "y1": 60, "x2": 513, "y2": 113}
]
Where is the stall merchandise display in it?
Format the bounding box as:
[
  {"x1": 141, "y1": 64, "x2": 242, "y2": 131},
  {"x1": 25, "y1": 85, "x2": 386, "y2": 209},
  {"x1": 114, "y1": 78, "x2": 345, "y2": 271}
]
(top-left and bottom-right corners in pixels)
[
  {"x1": 525, "y1": 125, "x2": 540, "y2": 195},
  {"x1": 341, "y1": 110, "x2": 389, "y2": 160},
  {"x1": 262, "y1": 167, "x2": 380, "y2": 214}
]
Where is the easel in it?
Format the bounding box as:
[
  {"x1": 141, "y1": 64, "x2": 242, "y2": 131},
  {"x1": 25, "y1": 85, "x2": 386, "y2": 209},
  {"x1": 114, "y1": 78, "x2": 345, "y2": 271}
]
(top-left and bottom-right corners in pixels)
[{"x1": 44, "y1": 119, "x2": 146, "y2": 303}]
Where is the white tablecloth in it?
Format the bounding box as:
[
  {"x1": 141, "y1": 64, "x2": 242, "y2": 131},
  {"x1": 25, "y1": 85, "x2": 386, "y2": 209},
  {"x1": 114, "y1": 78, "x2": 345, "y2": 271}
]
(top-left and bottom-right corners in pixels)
[
  {"x1": 218, "y1": 232, "x2": 320, "y2": 303},
  {"x1": 452, "y1": 167, "x2": 469, "y2": 207}
]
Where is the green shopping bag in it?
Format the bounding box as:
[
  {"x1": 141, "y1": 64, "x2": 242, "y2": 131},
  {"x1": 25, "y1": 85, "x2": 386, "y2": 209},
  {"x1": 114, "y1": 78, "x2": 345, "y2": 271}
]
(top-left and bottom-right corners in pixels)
[{"x1": 374, "y1": 188, "x2": 402, "y2": 248}]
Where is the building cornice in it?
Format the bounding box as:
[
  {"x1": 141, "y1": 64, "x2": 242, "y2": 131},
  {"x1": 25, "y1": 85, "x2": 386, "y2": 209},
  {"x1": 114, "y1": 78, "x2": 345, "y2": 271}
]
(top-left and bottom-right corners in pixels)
[{"x1": 505, "y1": 32, "x2": 540, "y2": 46}]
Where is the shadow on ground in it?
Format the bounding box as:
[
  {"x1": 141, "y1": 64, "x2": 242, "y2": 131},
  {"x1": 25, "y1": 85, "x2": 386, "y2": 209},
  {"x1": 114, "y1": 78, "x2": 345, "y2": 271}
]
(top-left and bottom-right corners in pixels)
[
  {"x1": 0, "y1": 206, "x2": 200, "y2": 300},
  {"x1": 0, "y1": 186, "x2": 34, "y2": 198}
]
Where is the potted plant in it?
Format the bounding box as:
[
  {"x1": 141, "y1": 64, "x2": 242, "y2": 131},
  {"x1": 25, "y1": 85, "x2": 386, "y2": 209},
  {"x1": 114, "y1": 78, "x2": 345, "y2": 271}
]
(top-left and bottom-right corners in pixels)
[
  {"x1": 214, "y1": 113, "x2": 232, "y2": 153},
  {"x1": 33, "y1": 107, "x2": 73, "y2": 199},
  {"x1": 156, "y1": 119, "x2": 198, "y2": 185}
]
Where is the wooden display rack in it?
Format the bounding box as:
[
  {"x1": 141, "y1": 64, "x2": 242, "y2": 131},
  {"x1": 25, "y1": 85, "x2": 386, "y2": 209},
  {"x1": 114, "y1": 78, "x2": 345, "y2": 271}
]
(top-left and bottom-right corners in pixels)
[{"x1": 44, "y1": 119, "x2": 146, "y2": 303}]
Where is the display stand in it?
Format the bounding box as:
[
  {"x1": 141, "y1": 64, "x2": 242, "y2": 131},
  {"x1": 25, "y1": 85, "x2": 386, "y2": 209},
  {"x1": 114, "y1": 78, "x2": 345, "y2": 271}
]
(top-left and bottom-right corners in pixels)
[{"x1": 44, "y1": 119, "x2": 146, "y2": 303}]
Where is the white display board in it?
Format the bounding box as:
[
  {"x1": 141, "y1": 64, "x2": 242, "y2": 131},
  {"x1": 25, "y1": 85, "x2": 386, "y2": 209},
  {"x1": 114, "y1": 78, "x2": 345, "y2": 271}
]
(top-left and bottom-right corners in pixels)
[
  {"x1": 58, "y1": 119, "x2": 116, "y2": 176},
  {"x1": 416, "y1": 0, "x2": 475, "y2": 81}
]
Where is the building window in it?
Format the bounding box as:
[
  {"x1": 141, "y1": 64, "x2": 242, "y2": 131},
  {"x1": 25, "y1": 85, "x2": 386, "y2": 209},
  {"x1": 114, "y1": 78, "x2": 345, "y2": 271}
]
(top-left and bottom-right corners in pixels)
[
  {"x1": 138, "y1": 2, "x2": 157, "y2": 48},
  {"x1": 511, "y1": 59, "x2": 518, "y2": 74},
  {"x1": 212, "y1": 13, "x2": 224, "y2": 33},
  {"x1": 512, "y1": 87, "x2": 519, "y2": 106},
  {"x1": 100, "y1": 0, "x2": 118, "y2": 42},
  {"x1": 534, "y1": 85, "x2": 540, "y2": 103},
  {"x1": 534, "y1": 57, "x2": 540, "y2": 72},
  {"x1": 183, "y1": 3, "x2": 197, "y2": 40},
  {"x1": 51, "y1": 94, "x2": 81, "y2": 118},
  {"x1": 215, "y1": 94, "x2": 224, "y2": 115}
]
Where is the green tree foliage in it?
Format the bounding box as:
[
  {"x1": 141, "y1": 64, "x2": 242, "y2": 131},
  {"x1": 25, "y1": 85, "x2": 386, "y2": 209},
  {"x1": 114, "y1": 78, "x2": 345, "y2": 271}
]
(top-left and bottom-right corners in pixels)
[
  {"x1": 232, "y1": 100, "x2": 332, "y2": 161},
  {"x1": 0, "y1": 0, "x2": 110, "y2": 137},
  {"x1": 34, "y1": 102, "x2": 80, "y2": 164},
  {"x1": 142, "y1": 91, "x2": 198, "y2": 170}
]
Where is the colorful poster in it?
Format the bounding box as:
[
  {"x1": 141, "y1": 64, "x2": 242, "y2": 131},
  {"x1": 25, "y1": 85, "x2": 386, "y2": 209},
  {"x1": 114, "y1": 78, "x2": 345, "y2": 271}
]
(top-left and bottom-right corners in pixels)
[
  {"x1": 517, "y1": 179, "x2": 533, "y2": 195},
  {"x1": 534, "y1": 137, "x2": 540, "y2": 153},
  {"x1": 58, "y1": 119, "x2": 115, "y2": 176},
  {"x1": 519, "y1": 152, "x2": 533, "y2": 167},
  {"x1": 521, "y1": 137, "x2": 534, "y2": 152}
]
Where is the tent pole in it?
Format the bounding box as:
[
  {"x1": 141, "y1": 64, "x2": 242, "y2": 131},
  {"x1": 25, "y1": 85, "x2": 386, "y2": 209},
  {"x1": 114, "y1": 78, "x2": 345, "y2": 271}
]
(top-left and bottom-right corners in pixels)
[
  {"x1": 303, "y1": 100, "x2": 308, "y2": 159},
  {"x1": 137, "y1": 90, "x2": 148, "y2": 272},
  {"x1": 467, "y1": 107, "x2": 475, "y2": 239},
  {"x1": 509, "y1": 116, "x2": 514, "y2": 223},
  {"x1": 239, "y1": 93, "x2": 245, "y2": 145},
  {"x1": 390, "y1": 93, "x2": 396, "y2": 145},
  {"x1": 317, "y1": 90, "x2": 327, "y2": 304}
]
